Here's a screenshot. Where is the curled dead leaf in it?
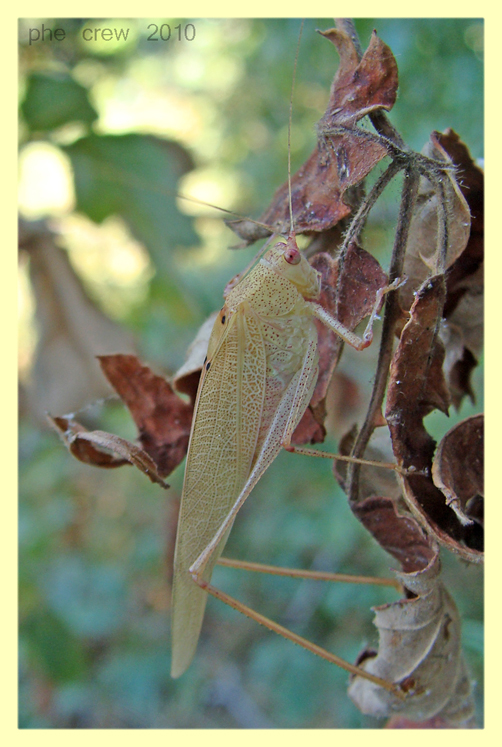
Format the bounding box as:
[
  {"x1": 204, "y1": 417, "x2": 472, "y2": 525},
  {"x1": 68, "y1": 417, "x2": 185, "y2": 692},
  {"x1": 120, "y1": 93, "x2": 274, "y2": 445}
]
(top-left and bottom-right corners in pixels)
[
  {"x1": 440, "y1": 131, "x2": 484, "y2": 315},
  {"x1": 399, "y1": 132, "x2": 471, "y2": 311},
  {"x1": 47, "y1": 415, "x2": 168, "y2": 488},
  {"x1": 387, "y1": 274, "x2": 450, "y2": 473},
  {"x1": 384, "y1": 659, "x2": 476, "y2": 728},
  {"x1": 98, "y1": 355, "x2": 193, "y2": 478},
  {"x1": 397, "y1": 129, "x2": 483, "y2": 408},
  {"x1": 317, "y1": 28, "x2": 398, "y2": 125},
  {"x1": 49, "y1": 355, "x2": 194, "y2": 482},
  {"x1": 440, "y1": 266, "x2": 483, "y2": 407},
  {"x1": 350, "y1": 495, "x2": 436, "y2": 575},
  {"x1": 437, "y1": 130, "x2": 483, "y2": 407},
  {"x1": 334, "y1": 426, "x2": 404, "y2": 510},
  {"x1": 348, "y1": 552, "x2": 475, "y2": 726},
  {"x1": 432, "y1": 414, "x2": 484, "y2": 528}
]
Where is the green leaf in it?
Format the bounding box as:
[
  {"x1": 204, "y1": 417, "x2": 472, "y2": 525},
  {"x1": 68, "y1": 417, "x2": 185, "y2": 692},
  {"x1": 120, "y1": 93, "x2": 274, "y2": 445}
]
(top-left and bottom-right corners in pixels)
[
  {"x1": 21, "y1": 72, "x2": 98, "y2": 131},
  {"x1": 63, "y1": 133, "x2": 199, "y2": 270}
]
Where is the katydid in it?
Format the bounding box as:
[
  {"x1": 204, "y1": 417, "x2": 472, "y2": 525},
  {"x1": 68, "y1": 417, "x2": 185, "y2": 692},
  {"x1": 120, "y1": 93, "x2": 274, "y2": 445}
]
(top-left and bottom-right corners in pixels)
[{"x1": 170, "y1": 232, "x2": 403, "y2": 691}]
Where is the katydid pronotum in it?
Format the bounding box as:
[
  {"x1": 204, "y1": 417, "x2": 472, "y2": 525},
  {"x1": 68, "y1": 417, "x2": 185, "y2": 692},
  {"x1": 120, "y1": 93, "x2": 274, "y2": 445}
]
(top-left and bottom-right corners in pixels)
[{"x1": 171, "y1": 24, "x2": 408, "y2": 698}]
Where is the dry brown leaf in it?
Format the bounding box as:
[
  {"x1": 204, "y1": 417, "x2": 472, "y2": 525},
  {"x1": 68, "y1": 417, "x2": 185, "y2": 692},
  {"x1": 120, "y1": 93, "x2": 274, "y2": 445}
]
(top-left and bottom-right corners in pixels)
[
  {"x1": 173, "y1": 311, "x2": 218, "y2": 403},
  {"x1": 443, "y1": 144, "x2": 483, "y2": 281},
  {"x1": 324, "y1": 370, "x2": 363, "y2": 436},
  {"x1": 292, "y1": 244, "x2": 387, "y2": 444},
  {"x1": 387, "y1": 274, "x2": 450, "y2": 473},
  {"x1": 399, "y1": 132, "x2": 471, "y2": 311},
  {"x1": 440, "y1": 129, "x2": 483, "y2": 320},
  {"x1": 348, "y1": 552, "x2": 475, "y2": 726},
  {"x1": 289, "y1": 407, "x2": 326, "y2": 446},
  {"x1": 334, "y1": 427, "x2": 403, "y2": 508},
  {"x1": 98, "y1": 355, "x2": 193, "y2": 477},
  {"x1": 432, "y1": 414, "x2": 483, "y2": 528},
  {"x1": 437, "y1": 130, "x2": 484, "y2": 407},
  {"x1": 317, "y1": 28, "x2": 398, "y2": 124},
  {"x1": 19, "y1": 219, "x2": 136, "y2": 419},
  {"x1": 229, "y1": 29, "x2": 398, "y2": 242},
  {"x1": 398, "y1": 130, "x2": 483, "y2": 407},
  {"x1": 441, "y1": 265, "x2": 483, "y2": 407},
  {"x1": 385, "y1": 659, "x2": 476, "y2": 728},
  {"x1": 350, "y1": 496, "x2": 435, "y2": 575},
  {"x1": 47, "y1": 414, "x2": 168, "y2": 487},
  {"x1": 386, "y1": 276, "x2": 483, "y2": 561}
]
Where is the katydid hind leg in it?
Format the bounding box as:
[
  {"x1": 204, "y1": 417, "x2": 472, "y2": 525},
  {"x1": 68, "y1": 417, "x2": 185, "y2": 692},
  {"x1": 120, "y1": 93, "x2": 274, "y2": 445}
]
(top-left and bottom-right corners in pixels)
[{"x1": 193, "y1": 571, "x2": 405, "y2": 698}]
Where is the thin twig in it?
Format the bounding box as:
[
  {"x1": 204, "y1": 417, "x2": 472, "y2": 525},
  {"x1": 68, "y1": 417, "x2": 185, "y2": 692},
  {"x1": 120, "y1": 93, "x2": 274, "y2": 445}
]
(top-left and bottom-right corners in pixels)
[
  {"x1": 338, "y1": 159, "x2": 402, "y2": 260},
  {"x1": 346, "y1": 168, "x2": 420, "y2": 503},
  {"x1": 426, "y1": 171, "x2": 450, "y2": 274},
  {"x1": 335, "y1": 159, "x2": 403, "y2": 310}
]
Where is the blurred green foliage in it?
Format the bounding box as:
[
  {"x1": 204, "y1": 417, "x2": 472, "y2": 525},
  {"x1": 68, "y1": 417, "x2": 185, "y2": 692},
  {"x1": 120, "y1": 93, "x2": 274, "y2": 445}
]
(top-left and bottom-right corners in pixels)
[
  {"x1": 21, "y1": 71, "x2": 98, "y2": 131},
  {"x1": 19, "y1": 18, "x2": 483, "y2": 728}
]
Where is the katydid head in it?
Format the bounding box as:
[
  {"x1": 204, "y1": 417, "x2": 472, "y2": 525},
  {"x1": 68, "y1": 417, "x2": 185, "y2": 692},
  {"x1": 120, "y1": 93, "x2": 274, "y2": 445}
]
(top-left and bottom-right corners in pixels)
[{"x1": 260, "y1": 234, "x2": 321, "y2": 300}]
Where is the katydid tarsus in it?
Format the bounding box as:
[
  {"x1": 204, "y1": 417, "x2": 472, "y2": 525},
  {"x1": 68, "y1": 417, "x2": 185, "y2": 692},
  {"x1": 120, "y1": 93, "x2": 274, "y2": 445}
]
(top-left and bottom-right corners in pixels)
[{"x1": 170, "y1": 23, "x2": 406, "y2": 698}]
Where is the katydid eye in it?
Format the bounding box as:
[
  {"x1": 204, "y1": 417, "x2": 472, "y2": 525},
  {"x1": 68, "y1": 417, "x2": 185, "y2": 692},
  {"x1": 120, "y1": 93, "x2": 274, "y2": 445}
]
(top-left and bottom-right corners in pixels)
[
  {"x1": 221, "y1": 315, "x2": 226, "y2": 324},
  {"x1": 284, "y1": 245, "x2": 301, "y2": 265}
]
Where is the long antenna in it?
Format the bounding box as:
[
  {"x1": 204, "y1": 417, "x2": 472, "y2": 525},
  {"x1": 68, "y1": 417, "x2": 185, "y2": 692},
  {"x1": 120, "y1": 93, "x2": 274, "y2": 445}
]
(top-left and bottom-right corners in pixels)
[{"x1": 287, "y1": 20, "x2": 304, "y2": 236}]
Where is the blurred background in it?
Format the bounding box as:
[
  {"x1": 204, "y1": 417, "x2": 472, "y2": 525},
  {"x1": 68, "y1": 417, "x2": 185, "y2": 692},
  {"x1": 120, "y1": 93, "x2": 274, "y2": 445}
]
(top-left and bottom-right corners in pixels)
[{"x1": 18, "y1": 18, "x2": 483, "y2": 728}]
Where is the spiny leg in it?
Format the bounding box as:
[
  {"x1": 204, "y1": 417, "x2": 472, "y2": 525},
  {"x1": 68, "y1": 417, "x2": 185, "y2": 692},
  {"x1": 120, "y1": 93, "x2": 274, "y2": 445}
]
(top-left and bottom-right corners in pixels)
[
  {"x1": 217, "y1": 556, "x2": 402, "y2": 592},
  {"x1": 360, "y1": 276, "x2": 407, "y2": 347},
  {"x1": 191, "y1": 567, "x2": 406, "y2": 699},
  {"x1": 282, "y1": 443, "x2": 418, "y2": 475},
  {"x1": 307, "y1": 275, "x2": 406, "y2": 351}
]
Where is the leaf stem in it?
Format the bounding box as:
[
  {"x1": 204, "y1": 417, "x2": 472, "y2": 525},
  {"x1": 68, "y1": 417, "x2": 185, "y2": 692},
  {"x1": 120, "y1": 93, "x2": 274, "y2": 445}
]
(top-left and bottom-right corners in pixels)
[{"x1": 346, "y1": 168, "x2": 420, "y2": 503}]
